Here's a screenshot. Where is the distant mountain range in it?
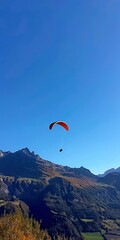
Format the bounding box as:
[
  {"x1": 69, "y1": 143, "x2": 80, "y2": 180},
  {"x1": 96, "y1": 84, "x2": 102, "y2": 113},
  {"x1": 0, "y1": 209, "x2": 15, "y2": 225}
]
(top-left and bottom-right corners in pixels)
[
  {"x1": 98, "y1": 167, "x2": 120, "y2": 177},
  {"x1": 0, "y1": 147, "x2": 120, "y2": 239}
]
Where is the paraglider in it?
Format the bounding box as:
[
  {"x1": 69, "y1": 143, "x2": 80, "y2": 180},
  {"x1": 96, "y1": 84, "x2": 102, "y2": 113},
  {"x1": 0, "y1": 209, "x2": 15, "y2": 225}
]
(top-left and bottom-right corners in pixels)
[
  {"x1": 49, "y1": 121, "x2": 69, "y2": 152},
  {"x1": 49, "y1": 121, "x2": 69, "y2": 131}
]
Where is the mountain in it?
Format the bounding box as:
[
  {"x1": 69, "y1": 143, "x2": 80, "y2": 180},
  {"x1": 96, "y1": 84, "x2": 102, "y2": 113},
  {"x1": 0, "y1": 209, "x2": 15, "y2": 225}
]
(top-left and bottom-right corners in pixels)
[
  {"x1": 98, "y1": 172, "x2": 120, "y2": 191},
  {"x1": 0, "y1": 147, "x2": 97, "y2": 181},
  {"x1": 0, "y1": 147, "x2": 59, "y2": 180},
  {"x1": 98, "y1": 167, "x2": 120, "y2": 177},
  {"x1": 0, "y1": 148, "x2": 120, "y2": 239},
  {"x1": 0, "y1": 150, "x2": 11, "y2": 158}
]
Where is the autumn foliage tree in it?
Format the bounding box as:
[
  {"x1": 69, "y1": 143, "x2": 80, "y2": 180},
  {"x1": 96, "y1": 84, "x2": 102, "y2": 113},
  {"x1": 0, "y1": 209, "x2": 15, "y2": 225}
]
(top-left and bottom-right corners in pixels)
[{"x1": 0, "y1": 211, "x2": 51, "y2": 240}]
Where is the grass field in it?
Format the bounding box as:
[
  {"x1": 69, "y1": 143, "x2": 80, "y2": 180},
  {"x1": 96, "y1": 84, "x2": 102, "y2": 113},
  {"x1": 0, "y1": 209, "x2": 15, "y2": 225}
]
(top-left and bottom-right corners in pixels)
[{"x1": 81, "y1": 232, "x2": 104, "y2": 240}]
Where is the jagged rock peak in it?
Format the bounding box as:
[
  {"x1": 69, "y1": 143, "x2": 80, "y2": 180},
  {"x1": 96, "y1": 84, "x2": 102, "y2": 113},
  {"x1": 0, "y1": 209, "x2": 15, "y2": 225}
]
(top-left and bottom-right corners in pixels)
[
  {"x1": 21, "y1": 147, "x2": 32, "y2": 154},
  {"x1": 20, "y1": 147, "x2": 41, "y2": 159}
]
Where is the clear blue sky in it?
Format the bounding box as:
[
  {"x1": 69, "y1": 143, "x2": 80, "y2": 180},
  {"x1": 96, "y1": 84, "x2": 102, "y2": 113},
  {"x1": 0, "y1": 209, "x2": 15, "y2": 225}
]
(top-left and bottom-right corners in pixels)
[{"x1": 0, "y1": 0, "x2": 120, "y2": 174}]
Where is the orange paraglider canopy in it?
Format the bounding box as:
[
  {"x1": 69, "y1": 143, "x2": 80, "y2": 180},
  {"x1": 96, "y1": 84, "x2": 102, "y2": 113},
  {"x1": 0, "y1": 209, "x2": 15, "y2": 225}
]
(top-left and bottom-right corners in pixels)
[{"x1": 49, "y1": 121, "x2": 69, "y2": 131}]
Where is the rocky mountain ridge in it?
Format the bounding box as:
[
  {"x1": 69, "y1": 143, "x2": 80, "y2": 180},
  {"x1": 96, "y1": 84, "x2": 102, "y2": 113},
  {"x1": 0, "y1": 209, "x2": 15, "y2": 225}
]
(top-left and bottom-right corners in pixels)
[{"x1": 0, "y1": 148, "x2": 120, "y2": 239}]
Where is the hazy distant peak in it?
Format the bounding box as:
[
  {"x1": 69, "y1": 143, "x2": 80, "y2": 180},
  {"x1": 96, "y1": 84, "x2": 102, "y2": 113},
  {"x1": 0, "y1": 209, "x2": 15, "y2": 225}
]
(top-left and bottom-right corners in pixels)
[
  {"x1": 98, "y1": 168, "x2": 118, "y2": 177},
  {"x1": 116, "y1": 167, "x2": 120, "y2": 172}
]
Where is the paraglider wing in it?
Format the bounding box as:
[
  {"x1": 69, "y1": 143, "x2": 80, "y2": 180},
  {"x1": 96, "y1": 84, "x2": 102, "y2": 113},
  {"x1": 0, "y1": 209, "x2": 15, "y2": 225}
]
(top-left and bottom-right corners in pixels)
[{"x1": 49, "y1": 121, "x2": 69, "y2": 131}]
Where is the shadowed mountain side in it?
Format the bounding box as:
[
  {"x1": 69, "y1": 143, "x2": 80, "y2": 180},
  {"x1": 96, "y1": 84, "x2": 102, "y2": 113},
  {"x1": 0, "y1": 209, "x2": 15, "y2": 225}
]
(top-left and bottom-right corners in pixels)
[
  {"x1": 98, "y1": 172, "x2": 120, "y2": 191},
  {"x1": 0, "y1": 148, "x2": 120, "y2": 238},
  {"x1": 0, "y1": 175, "x2": 120, "y2": 239}
]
